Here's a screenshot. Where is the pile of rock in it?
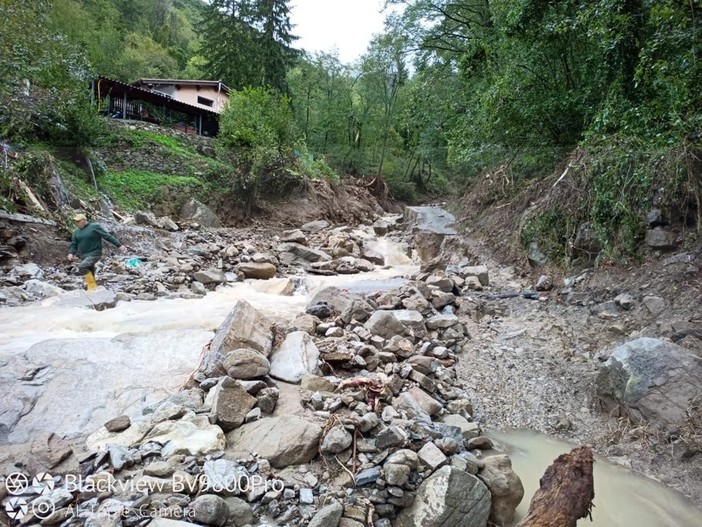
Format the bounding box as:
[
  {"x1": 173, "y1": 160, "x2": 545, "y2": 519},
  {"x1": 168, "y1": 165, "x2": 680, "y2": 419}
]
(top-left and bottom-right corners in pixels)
[
  {"x1": 5, "y1": 257, "x2": 528, "y2": 527},
  {"x1": 0, "y1": 216, "x2": 403, "y2": 305}
]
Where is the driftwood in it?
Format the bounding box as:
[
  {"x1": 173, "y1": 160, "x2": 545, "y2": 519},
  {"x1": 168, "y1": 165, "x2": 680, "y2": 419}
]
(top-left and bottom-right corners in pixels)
[{"x1": 517, "y1": 446, "x2": 595, "y2": 527}]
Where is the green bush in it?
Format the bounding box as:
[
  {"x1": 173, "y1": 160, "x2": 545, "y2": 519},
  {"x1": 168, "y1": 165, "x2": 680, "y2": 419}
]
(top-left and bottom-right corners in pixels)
[
  {"x1": 217, "y1": 87, "x2": 296, "y2": 151},
  {"x1": 387, "y1": 179, "x2": 417, "y2": 203}
]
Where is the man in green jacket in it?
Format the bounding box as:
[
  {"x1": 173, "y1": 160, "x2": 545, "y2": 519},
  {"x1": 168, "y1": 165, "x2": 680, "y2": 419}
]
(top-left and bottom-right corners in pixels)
[{"x1": 68, "y1": 213, "x2": 127, "y2": 291}]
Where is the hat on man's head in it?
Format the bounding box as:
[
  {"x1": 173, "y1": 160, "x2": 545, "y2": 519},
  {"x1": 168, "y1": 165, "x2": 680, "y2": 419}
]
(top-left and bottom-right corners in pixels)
[{"x1": 73, "y1": 213, "x2": 87, "y2": 222}]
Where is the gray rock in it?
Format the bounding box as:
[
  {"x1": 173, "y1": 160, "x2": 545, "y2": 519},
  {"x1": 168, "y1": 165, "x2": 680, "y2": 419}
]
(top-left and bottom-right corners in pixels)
[
  {"x1": 646, "y1": 228, "x2": 678, "y2": 250},
  {"x1": 209, "y1": 378, "x2": 257, "y2": 431},
  {"x1": 362, "y1": 247, "x2": 385, "y2": 265},
  {"x1": 301, "y1": 220, "x2": 330, "y2": 233},
  {"x1": 223, "y1": 348, "x2": 270, "y2": 379},
  {"x1": 307, "y1": 286, "x2": 356, "y2": 314},
  {"x1": 364, "y1": 311, "x2": 405, "y2": 338},
  {"x1": 144, "y1": 460, "x2": 174, "y2": 477},
  {"x1": 194, "y1": 269, "x2": 227, "y2": 285},
  {"x1": 376, "y1": 426, "x2": 406, "y2": 449},
  {"x1": 104, "y1": 415, "x2": 130, "y2": 433},
  {"x1": 461, "y1": 266, "x2": 489, "y2": 287},
  {"x1": 53, "y1": 288, "x2": 117, "y2": 311},
  {"x1": 426, "y1": 314, "x2": 459, "y2": 330},
  {"x1": 23, "y1": 280, "x2": 64, "y2": 298},
  {"x1": 190, "y1": 494, "x2": 229, "y2": 526},
  {"x1": 225, "y1": 415, "x2": 322, "y2": 468},
  {"x1": 615, "y1": 293, "x2": 635, "y2": 310},
  {"x1": 417, "y1": 441, "x2": 447, "y2": 470},
  {"x1": 134, "y1": 210, "x2": 159, "y2": 226},
  {"x1": 643, "y1": 295, "x2": 666, "y2": 316},
  {"x1": 373, "y1": 220, "x2": 391, "y2": 235},
  {"x1": 393, "y1": 310, "x2": 427, "y2": 332},
  {"x1": 355, "y1": 466, "x2": 382, "y2": 486},
  {"x1": 256, "y1": 387, "x2": 279, "y2": 414},
  {"x1": 439, "y1": 414, "x2": 480, "y2": 441},
  {"x1": 142, "y1": 413, "x2": 225, "y2": 457},
  {"x1": 385, "y1": 449, "x2": 419, "y2": 469},
  {"x1": 425, "y1": 272, "x2": 454, "y2": 292},
  {"x1": 203, "y1": 459, "x2": 247, "y2": 493},
  {"x1": 321, "y1": 426, "x2": 353, "y2": 454},
  {"x1": 340, "y1": 299, "x2": 374, "y2": 324},
  {"x1": 236, "y1": 262, "x2": 277, "y2": 279},
  {"x1": 281, "y1": 229, "x2": 307, "y2": 243},
  {"x1": 466, "y1": 436, "x2": 493, "y2": 450},
  {"x1": 308, "y1": 500, "x2": 343, "y2": 527},
  {"x1": 11, "y1": 263, "x2": 44, "y2": 280},
  {"x1": 158, "y1": 216, "x2": 179, "y2": 231},
  {"x1": 534, "y1": 275, "x2": 552, "y2": 291},
  {"x1": 299, "y1": 488, "x2": 314, "y2": 504},
  {"x1": 180, "y1": 198, "x2": 222, "y2": 228},
  {"x1": 394, "y1": 392, "x2": 432, "y2": 424},
  {"x1": 202, "y1": 300, "x2": 273, "y2": 377},
  {"x1": 301, "y1": 374, "x2": 335, "y2": 392},
  {"x1": 291, "y1": 314, "x2": 319, "y2": 335},
  {"x1": 596, "y1": 337, "x2": 702, "y2": 425},
  {"x1": 191, "y1": 281, "x2": 207, "y2": 295},
  {"x1": 395, "y1": 466, "x2": 491, "y2": 527},
  {"x1": 384, "y1": 463, "x2": 411, "y2": 487},
  {"x1": 269, "y1": 331, "x2": 320, "y2": 383},
  {"x1": 223, "y1": 497, "x2": 254, "y2": 526},
  {"x1": 279, "y1": 242, "x2": 332, "y2": 262},
  {"x1": 407, "y1": 387, "x2": 442, "y2": 416},
  {"x1": 477, "y1": 455, "x2": 524, "y2": 526},
  {"x1": 358, "y1": 412, "x2": 380, "y2": 433}
]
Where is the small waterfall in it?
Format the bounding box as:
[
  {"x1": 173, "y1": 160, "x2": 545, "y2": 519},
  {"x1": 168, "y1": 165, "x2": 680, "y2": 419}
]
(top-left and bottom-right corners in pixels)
[
  {"x1": 85, "y1": 157, "x2": 98, "y2": 191},
  {"x1": 48, "y1": 162, "x2": 71, "y2": 207}
]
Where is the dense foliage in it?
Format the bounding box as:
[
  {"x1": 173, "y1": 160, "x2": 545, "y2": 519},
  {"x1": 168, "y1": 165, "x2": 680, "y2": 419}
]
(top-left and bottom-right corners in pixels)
[{"x1": 1, "y1": 0, "x2": 700, "y2": 249}]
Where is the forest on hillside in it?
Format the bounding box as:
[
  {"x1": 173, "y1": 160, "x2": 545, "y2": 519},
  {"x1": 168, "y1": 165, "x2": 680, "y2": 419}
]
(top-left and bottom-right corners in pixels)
[{"x1": 1, "y1": 0, "x2": 701, "y2": 260}]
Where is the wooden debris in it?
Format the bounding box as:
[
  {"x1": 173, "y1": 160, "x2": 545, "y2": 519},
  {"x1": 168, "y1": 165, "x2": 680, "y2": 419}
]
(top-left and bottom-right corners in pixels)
[{"x1": 517, "y1": 445, "x2": 594, "y2": 527}]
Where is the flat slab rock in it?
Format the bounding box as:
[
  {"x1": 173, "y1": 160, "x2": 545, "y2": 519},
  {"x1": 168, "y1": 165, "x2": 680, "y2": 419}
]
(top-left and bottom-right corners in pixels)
[
  {"x1": 225, "y1": 415, "x2": 322, "y2": 468},
  {"x1": 51, "y1": 288, "x2": 117, "y2": 311}
]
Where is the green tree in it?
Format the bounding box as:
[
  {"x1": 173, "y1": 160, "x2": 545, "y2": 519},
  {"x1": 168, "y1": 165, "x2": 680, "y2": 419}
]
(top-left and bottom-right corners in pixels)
[{"x1": 200, "y1": 0, "x2": 297, "y2": 91}]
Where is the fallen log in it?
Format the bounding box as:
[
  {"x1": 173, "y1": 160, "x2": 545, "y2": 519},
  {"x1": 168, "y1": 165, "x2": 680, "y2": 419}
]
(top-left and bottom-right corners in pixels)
[{"x1": 517, "y1": 445, "x2": 594, "y2": 527}]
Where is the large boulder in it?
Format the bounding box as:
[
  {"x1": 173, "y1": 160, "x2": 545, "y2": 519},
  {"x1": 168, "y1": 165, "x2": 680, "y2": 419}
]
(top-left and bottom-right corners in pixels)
[
  {"x1": 477, "y1": 455, "x2": 524, "y2": 526},
  {"x1": 225, "y1": 416, "x2": 322, "y2": 468},
  {"x1": 269, "y1": 331, "x2": 320, "y2": 383},
  {"x1": 395, "y1": 466, "x2": 491, "y2": 527},
  {"x1": 278, "y1": 242, "x2": 332, "y2": 263},
  {"x1": 307, "y1": 286, "x2": 357, "y2": 314},
  {"x1": 194, "y1": 269, "x2": 227, "y2": 285},
  {"x1": 180, "y1": 198, "x2": 222, "y2": 228},
  {"x1": 596, "y1": 337, "x2": 702, "y2": 425},
  {"x1": 646, "y1": 228, "x2": 679, "y2": 250},
  {"x1": 223, "y1": 349, "x2": 270, "y2": 379},
  {"x1": 201, "y1": 300, "x2": 273, "y2": 377},
  {"x1": 364, "y1": 311, "x2": 406, "y2": 338},
  {"x1": 236, "y1": 262, "x2": 277, "y2": 280},
  {"x1": 208, "y1": 378, "x2": 257, "y2": 431}
]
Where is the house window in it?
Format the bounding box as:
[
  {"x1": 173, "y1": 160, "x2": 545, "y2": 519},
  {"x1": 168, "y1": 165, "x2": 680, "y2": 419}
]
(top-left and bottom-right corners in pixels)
[{"x1": 198, "y1": 96, "x2": 214, "y2": 107}]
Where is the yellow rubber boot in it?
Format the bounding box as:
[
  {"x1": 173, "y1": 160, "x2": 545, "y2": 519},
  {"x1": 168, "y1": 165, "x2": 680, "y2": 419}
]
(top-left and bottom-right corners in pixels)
[{"x1": 84, "y1": 272, "x2": 97, "y2": 291}]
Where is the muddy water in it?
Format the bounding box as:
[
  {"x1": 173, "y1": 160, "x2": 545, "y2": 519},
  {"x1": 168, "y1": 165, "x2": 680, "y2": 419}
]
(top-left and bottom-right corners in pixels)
[
  {"x1": 0, "y1": 236, "x2": 417, "y2": 442},
  {"x1": 491, "y1": 430, "x2": 702, "y2": 527}
]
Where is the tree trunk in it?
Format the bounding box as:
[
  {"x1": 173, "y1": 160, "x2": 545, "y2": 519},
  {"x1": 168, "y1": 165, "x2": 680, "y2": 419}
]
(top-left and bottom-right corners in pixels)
[{"x1": 516, "y1": 446, "x2": 594, "y2": 527}]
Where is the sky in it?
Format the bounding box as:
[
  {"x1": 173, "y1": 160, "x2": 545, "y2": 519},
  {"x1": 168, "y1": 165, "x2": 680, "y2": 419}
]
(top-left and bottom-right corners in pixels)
[{"x1": 289, "y1": 0, "x2": 389, "y2": 64}]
